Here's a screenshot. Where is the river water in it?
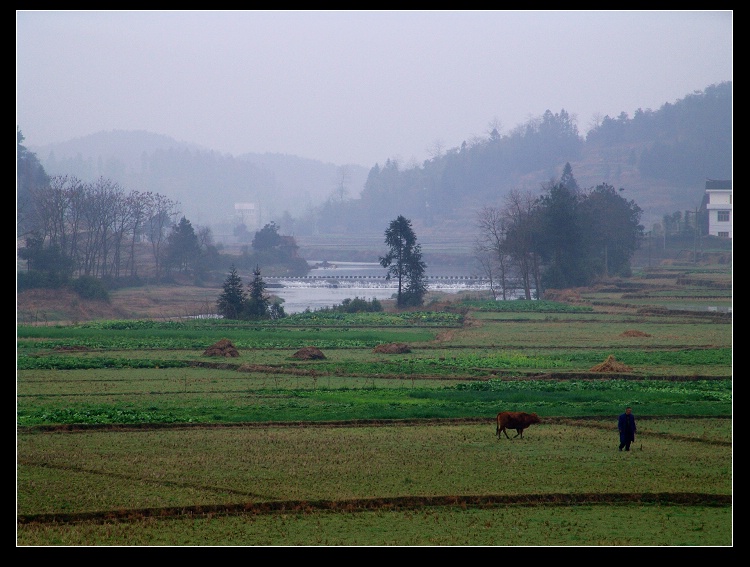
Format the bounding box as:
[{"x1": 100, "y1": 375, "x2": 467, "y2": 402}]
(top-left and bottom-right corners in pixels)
[
  {"x1": 267, "y1": 260, "x2": 731, "y2": 315},
  {"x1": 270, "y1": 261, "x2": 490, "y2": 314}
]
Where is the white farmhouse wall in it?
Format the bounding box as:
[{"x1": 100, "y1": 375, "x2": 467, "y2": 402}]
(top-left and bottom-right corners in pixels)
[{"x1": 705, "y1": 180, "x2": 732, "y2": 239}]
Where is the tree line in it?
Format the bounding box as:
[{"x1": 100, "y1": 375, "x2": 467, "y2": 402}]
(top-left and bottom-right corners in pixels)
[
  {"x1": 17, "y1": 172, "x2": 217, "y2": 288},
  {"x1": 18, "y1": 127, "x2": 430, "y2": 313},
  {"x1": 21, "y1": 82, "x2": 729, "y2": 246},
  {"x1": 215, "y1": 214, "x2": 429, "y2": 319},
  {"x1": 216, "y1": 165, "x2": 644, "y2": 319},
  {"x1": 17, "y1": 129, "x2": 309, "y2": 293},
  {"x1": 18, "y1": 132, "x2": 647, "y2": 312},
  {"x1": 295, "y1": 82, "x2": 729, "y2": 235},
  {"x1": 474, "y1": 163, "x2": 643, "y2": 300}
]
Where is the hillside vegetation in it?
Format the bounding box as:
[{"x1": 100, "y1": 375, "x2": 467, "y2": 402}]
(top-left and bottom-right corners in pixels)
[{"x1": 23, "y1": 82, "x2": 731, "y2": 236}]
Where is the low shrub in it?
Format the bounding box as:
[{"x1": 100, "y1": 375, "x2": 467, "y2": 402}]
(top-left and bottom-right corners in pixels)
[{"x1": 70, "y1": 275, "x2": 110, "y2": 301}]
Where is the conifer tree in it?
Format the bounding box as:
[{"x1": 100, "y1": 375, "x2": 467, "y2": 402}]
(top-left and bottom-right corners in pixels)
[
  {"x1": 243, "y1": 264, "x2": 271, "y2": 319},
  {"x1": 216, "y1": 264, "x2": 245, "y2": 319},
  {"x1": 379, "y1": 215, "x2": 428, "y2": 307}
]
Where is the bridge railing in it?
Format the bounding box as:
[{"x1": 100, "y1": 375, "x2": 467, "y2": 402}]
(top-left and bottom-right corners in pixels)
[{"x1": 266, "y1": 275, "x2": 487, "y2": 281}]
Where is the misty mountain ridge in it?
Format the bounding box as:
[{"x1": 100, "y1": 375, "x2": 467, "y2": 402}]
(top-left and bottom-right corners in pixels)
[
  {"x1": 29, "y1": 130, "x2": 369, "y2": 230},
  {"x1": 29, "y1": 130, "x2": 209, "y2": 162},
  {"x1": 26, "y1": 81, "x2": 731, "y2": 241}
]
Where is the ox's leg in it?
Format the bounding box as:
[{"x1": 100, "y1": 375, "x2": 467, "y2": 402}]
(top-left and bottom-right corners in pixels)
[
  {"x1": 501, "y1": 427, "x2": 511, "y2": 439},
  {"x1": 514, "y1": 428, "x2": 524, "y2": 439}
]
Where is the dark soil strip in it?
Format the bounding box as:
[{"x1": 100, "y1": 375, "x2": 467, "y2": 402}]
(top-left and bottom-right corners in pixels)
[
  {"x1": 17, "y1": 492, "x2": 731, "y2": 526},
  {"x1": 193, "y1": 361, "x2": 730, "y2": 382},
  {"x1": 18, "y1": 416, "x2": 731, "y2": 447}
]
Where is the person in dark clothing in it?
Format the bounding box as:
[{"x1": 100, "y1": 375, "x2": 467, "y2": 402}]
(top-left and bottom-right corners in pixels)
[{"x1": 618, "y1": 406, "x2": 637, "y2": 451}]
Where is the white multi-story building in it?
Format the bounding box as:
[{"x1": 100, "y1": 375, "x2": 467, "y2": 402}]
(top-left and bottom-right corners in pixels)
[
  {"x1": 705, "y1": 180, "x2": 732, "y2": 238},
  {"x1": 234, "y1": 202, "x2": 262, "y2": 231}
]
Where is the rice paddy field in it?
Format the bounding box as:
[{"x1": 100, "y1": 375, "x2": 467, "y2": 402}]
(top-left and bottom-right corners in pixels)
[{"x1": 16, "y1": 265, "x2": 732, "y2": 546}]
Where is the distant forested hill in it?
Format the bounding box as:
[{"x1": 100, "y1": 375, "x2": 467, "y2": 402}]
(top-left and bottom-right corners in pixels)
[
  {"x1": 28, "y1": 130, "x2": 369, "y2": 233},
  {"x1": 25, "y1": 81, "x2": 730, "y2": 241},
  {"x1": 311, "y1": 81, "x2": 731, "y2": 236}
]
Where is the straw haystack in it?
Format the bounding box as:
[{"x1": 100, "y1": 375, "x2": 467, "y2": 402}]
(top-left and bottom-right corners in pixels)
[
  {"x1": 203, "y1": 339, "x2": 240, "y2": 357},
  {"x1": 292, "y1": 346, "x2": 326, "y2": 360},
  {"x1": 589, "y1": 355, "x2": 633, "y2": 373}
]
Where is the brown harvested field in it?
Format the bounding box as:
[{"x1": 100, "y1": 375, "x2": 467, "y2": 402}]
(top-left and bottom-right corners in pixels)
[
  {"x1": 17, "y1": 285, "x2": 223, "y2": 325},
  {"x1": 16, "y1": 283, "x2": 407, "y2": 325}
]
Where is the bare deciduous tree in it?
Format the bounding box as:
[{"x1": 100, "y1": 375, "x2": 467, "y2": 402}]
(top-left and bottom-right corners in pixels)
[
  {"x1": 20, "y1": 175, "x2": 183, "y2": 283},
  {"x1": 333, "y1": 165, "x2": 352, "y2": 202},
  {"x1": 426, "y1": 139, "x2": 445, "y2": 160},
  {"x1": 503, "y1": 188, "x2": 542, "y2": 300},
  {"x1": 146, "y1": 193, "x2": 178, "y2": 281},
  {"x1": 475, "y1": 206, "x2": 512, "y2": 300}
]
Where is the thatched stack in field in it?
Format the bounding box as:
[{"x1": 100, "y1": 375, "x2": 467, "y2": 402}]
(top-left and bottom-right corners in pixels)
[
  {"x1": 203, "y1": 339, "x2": 240, "y2": 357},
  {"x1": 589, "y1": 355, "x2": 633, "y2": 373},
  {"x1": 292, "y1": 346, "x2": 326, "y2": 360},
  {"x1": 620, "y1": 330, "x2": 652, "y2": 337}
]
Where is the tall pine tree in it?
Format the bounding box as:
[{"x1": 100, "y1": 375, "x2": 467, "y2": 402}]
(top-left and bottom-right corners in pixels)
[
  {"x1": 216, "y1": 264, "x2": 245, "y2": 319},
  {"x1": 379, "y1": 215, "x2": 428, "y2": 307},
  {"x1": 243, "y1": 264, "x2": 271, "y2": 319}
]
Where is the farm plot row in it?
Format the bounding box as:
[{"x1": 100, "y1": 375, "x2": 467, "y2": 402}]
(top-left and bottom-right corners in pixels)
[{"x1": 17, "y1": 419, "x2": 732, "y2": 545}]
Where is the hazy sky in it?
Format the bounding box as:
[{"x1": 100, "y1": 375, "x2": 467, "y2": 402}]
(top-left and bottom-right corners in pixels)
[{"x1": 17, "y1": 10, "x2": 732, "y2": 168}]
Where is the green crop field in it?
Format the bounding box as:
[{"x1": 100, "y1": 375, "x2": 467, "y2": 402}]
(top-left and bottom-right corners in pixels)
[{"x1": 16, "y1": 266, "x2": 732, "y2": 546}]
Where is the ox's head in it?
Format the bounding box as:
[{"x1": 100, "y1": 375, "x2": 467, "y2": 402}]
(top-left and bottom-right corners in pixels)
[{"x1": 529, "y1": 413, "x2": 541, "y2": 424}]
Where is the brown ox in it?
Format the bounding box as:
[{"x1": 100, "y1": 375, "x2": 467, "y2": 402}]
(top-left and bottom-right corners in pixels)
[{"x1": 495, "y1": 411, "x2": 541, "y2": 439}]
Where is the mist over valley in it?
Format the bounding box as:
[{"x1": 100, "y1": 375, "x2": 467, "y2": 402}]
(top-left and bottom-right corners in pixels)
[{"x1": 25, "y1": 81, "x2": 731, "y2": 263}]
